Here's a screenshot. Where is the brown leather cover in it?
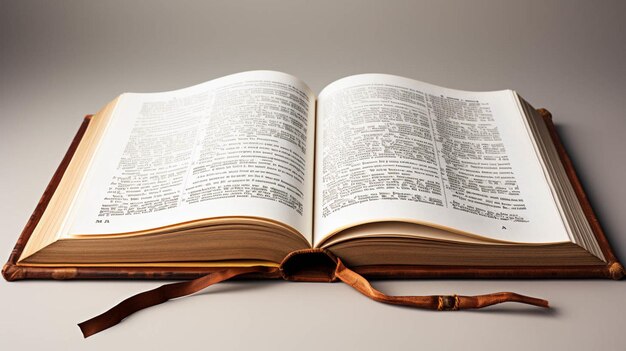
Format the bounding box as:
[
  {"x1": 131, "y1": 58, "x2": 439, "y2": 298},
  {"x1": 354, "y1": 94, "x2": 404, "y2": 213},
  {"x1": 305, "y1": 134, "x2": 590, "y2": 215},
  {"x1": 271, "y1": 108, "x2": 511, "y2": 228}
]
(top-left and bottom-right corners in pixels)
[{"x1": 3, "y1": 110, "x2": 624, "y2": 281}]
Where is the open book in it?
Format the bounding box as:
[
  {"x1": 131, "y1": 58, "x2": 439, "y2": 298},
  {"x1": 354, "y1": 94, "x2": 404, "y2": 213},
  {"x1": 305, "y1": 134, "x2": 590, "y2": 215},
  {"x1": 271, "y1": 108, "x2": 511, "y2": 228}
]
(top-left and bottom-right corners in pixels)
[{"x1": 14, "y1": 71, "x2": 612, "y2": 270}]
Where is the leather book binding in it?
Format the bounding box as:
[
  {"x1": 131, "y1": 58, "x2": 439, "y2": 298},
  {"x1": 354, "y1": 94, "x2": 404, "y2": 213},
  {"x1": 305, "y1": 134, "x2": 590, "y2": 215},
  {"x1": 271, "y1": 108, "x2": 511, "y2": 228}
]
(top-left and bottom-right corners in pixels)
[{"x1": 3, "y1": 109, "x2": 624, "y2": 282}]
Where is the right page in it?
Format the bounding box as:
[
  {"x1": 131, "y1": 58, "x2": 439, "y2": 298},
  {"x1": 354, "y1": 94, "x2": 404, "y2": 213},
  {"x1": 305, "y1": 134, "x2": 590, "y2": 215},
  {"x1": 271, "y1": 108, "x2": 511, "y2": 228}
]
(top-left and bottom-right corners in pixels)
[{"x1": 314, "y1": 74, "x2": 570, "y2": 246}]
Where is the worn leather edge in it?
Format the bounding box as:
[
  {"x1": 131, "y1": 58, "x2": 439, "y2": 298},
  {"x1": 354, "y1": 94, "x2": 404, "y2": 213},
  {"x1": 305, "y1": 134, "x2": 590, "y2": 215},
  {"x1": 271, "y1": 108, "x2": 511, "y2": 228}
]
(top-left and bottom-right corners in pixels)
[
  {"x1": 3, "y1": 116, "x2": 92, "y2": 281},
  {"x1": 538, "y1": 108, "x2": 623, "y2": 280},
  {"x1": 3, "y1": 110, "x2": 623, "y2": 281},
  {"x1": 351, "y1": 264, "x2": 620, "y2": 280}
]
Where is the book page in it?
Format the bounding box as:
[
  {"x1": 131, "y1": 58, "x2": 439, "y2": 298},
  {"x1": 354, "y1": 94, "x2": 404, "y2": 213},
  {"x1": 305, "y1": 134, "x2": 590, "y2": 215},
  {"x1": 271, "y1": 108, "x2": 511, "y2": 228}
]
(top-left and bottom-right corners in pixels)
[
  {"x1": 67, "y1": 71, "x2": 316, "y2": 243},
  {"x1": 314, "y1": 74, "x2": 570, "y2": 245}
]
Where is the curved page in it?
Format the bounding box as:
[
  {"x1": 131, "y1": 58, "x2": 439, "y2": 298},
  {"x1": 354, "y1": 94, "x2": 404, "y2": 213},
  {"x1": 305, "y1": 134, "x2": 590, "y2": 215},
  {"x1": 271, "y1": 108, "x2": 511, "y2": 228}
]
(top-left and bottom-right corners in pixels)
[
  {"x1": 67, "y1": 71, "x2": 316, "y2": 244},
  {"x1": 314, "y1": 74, "x2": 569, "y2": 245}
]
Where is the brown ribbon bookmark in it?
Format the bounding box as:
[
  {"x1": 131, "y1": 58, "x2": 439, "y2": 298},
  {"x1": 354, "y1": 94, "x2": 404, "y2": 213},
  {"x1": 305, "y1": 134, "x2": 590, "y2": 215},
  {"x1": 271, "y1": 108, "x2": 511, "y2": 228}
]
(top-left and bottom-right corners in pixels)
[
  {"x1": 78, "y1": 251, "x2": 548, "y2": 338},
  {"x1": 78, "y1": 266, "x2": 278, "y2": 338},
  {"x1": 334, "y1": 258, "x2": 548, "y2": 310}
]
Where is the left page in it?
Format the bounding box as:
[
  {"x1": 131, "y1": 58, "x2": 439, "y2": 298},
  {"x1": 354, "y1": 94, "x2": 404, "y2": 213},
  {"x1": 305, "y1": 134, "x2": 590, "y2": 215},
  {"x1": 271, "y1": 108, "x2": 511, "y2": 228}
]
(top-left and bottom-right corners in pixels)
[{"x1": 65, "y1": 71, "x2": 316, "y2": 243}]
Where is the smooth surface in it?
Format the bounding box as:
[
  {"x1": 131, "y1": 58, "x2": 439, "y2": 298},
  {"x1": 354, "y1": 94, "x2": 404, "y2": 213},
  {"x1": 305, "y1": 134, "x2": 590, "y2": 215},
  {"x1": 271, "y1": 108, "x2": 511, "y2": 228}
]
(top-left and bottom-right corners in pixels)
[{"x1": 1, "y1": 1, "x2": 624, "y2": 350}]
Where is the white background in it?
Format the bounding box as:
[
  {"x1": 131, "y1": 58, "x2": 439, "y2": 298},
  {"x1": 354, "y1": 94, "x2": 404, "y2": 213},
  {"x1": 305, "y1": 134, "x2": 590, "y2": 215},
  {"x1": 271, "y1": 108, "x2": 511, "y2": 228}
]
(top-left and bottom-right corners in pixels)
[{"x1": 1, "y1": 1, "x2": 625, "y2": 350}]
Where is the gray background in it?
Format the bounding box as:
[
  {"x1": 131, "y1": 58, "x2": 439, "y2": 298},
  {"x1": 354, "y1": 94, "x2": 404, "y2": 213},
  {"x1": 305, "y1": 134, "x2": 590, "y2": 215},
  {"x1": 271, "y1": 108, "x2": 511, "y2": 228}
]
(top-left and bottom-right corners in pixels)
[{"x1": 1, "y1": 1, "x2": 625, "y2": 350}]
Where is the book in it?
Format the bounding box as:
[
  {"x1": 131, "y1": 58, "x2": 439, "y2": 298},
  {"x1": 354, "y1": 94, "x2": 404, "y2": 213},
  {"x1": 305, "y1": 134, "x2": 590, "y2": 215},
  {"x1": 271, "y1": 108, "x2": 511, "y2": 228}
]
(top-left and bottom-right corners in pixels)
[{"x1": 3, "y1": 70, "x2": 623, "y2": 282}]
